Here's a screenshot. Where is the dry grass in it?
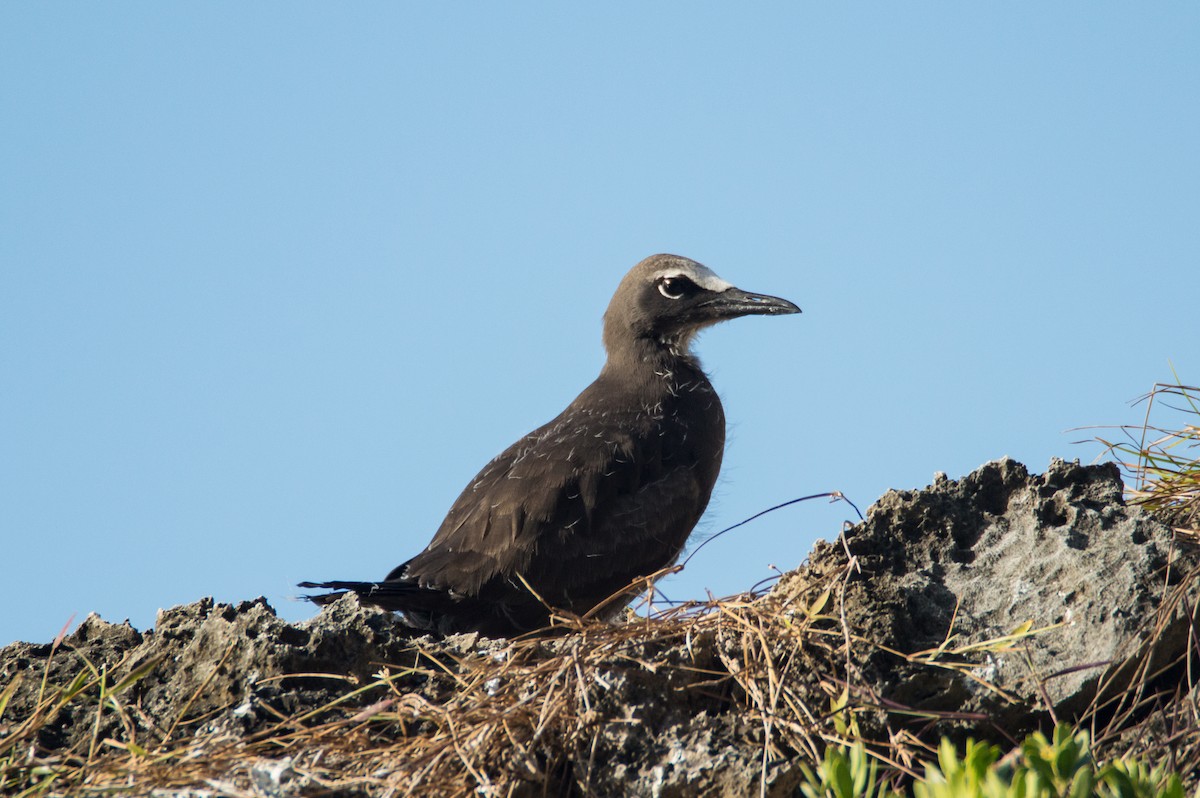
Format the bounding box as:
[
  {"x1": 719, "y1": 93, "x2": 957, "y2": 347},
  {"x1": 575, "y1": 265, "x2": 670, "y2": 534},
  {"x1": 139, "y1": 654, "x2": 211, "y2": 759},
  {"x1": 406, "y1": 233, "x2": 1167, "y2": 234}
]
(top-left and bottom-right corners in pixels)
[
  {"x1": 14, "y1": 546, "x2": 1193, "y2": 797},
  {"x1": 1097, "y1": 381, "x2": 1200, "y2": 541},
  {"x1": 5, "y1": 383, "x2": 1200, "y2": 796},
  {"x1": 1085, "y1": 379, "x2": 1200, "y2": 779},
  {"x1": 1080, "y1": 552, "x2": 1200, "y2": 781},
  {"x1": 1, "y1": 555, "x2": 969, "y2": 797}
]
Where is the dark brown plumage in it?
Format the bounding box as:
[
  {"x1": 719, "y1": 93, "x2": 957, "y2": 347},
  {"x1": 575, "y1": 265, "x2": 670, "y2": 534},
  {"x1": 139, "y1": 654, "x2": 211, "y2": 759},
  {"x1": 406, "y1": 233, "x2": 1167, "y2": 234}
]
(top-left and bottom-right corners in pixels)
[{"x1": 300, "y1": 254, "x2": 800, "y2": 636}]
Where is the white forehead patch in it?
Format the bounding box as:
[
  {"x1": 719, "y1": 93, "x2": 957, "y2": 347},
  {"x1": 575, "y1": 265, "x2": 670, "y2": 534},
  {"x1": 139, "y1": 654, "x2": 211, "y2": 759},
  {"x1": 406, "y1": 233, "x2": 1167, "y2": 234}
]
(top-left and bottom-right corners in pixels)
[{"x1": 652, "y1": 262, "x2": 733, "y2": 292}]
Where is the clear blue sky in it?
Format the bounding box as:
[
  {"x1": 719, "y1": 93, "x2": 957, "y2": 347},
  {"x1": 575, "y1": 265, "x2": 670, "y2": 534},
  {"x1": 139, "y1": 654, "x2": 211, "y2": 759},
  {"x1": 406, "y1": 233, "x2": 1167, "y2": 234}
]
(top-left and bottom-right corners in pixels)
[{"x1": 2, "y1": 5, "x2": 1197, "y2": 646}]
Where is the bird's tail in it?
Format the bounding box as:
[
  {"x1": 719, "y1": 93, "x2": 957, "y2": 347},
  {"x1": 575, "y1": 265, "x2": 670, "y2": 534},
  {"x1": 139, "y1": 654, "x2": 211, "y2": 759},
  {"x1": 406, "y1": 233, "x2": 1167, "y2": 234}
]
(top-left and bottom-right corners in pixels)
[{"x1": 298, "y1": 579, "x2": 449, "y2": 614}]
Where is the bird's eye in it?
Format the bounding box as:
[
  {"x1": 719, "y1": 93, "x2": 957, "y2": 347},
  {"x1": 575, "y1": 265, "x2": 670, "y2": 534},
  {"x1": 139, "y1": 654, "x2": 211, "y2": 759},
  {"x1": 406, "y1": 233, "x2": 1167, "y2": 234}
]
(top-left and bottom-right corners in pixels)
[{"x1": 658, "y1": 276, "x2": 694, "y2": 300}]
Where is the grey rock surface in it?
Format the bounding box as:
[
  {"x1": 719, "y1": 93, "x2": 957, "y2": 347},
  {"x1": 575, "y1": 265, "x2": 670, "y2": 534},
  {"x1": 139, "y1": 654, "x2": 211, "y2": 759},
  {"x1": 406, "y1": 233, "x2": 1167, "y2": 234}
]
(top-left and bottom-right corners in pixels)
[
  {"x1": 2, "y1": 458, "x2": 1193, "y2": 797},
  {"x1": 783, "y1": 457, "x2": 1192, "y2": 730}
]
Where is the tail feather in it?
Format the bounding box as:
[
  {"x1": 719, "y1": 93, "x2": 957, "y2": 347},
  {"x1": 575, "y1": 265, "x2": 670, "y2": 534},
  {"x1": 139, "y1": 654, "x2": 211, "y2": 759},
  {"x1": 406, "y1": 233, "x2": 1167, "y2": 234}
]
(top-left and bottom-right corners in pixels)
[
  {"x1": 299, "y1": 578, "x2": 557, "y2": 637},
  {"x1": 298, "y1": 579, "x2": 452, "y2": 614}
]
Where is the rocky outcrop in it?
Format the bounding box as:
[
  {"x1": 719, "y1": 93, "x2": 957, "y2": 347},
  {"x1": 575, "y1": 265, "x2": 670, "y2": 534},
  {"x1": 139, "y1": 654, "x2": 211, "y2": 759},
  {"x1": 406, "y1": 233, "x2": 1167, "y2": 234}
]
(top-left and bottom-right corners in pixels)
[
  {"x1": 783, "y1": 457, "x2": 1194, "y2": 731},
  {"x1": 1, "y1": 458, "x2": 1195, "y2": 797}
]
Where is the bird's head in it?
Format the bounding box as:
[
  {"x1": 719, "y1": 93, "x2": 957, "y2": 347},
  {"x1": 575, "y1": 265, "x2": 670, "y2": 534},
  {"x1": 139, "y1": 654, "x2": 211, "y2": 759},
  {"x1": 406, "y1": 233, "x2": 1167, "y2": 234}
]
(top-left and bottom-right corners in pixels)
[{"x1": 603, "y1": 254, "x2": 801, "y2": 358}]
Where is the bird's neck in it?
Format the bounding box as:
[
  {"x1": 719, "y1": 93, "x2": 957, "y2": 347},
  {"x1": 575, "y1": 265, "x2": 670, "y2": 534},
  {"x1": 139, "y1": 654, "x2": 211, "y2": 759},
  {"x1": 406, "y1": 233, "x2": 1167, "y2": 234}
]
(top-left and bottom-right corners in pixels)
[{"x1": 600, "y1": 337, "x2": 708, "y2": 390}]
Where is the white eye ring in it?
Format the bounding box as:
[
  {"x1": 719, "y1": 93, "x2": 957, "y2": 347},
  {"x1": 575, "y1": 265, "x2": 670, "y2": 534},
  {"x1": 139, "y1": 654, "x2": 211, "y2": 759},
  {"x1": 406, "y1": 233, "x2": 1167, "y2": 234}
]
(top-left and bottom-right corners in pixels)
[{"x1": 658, "y1": 279, "x2": 685, "y2": 300}]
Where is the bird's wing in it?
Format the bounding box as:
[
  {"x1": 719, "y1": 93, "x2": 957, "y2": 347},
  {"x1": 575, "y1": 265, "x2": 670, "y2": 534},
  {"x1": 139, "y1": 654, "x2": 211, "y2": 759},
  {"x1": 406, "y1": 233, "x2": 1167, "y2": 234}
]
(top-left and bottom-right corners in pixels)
[
  {"x1": 518, "y1": 462, "x2": 704, "y2": 614},
  {"x1": 396, "y1": 407, "x2": 704, "y2": 608}
]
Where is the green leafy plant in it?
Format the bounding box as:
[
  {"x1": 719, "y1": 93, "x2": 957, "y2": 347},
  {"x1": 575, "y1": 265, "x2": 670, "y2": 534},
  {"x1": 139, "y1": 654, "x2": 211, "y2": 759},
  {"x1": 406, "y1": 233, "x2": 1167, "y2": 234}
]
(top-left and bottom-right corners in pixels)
[
  {"x1": 799, "y1": 737, "x2": 889, "y2": 798},
  {"x1": 1098, "y1": 758, "x2": 1186, "y2": 798},
  {"x1": 799, "y1": 724, "x2": 1195, "y2": 798},
  {"x1": 913, "y1": 738, "x2": 1007, "y2": 798}
]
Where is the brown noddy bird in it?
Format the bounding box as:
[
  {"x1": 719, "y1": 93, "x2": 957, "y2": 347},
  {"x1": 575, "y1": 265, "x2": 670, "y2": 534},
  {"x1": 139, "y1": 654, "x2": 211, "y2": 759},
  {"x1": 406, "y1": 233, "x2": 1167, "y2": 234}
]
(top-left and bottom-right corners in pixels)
[{"x1": 300, "y1": 254, "x2": 800, "y2": 635}]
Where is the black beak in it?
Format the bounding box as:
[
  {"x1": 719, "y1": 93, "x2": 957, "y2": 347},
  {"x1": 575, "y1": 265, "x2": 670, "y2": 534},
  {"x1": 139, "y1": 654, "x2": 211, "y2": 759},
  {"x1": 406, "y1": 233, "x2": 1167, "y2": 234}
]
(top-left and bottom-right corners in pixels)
[{"x1": 699, "y1": 287, "x2": 802, "y2": 319}]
